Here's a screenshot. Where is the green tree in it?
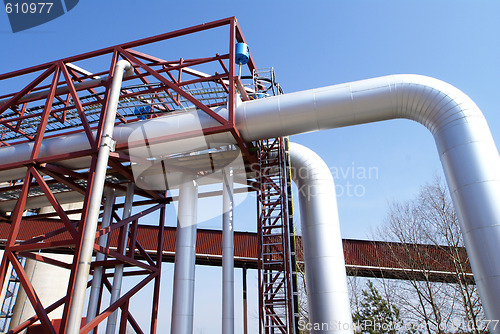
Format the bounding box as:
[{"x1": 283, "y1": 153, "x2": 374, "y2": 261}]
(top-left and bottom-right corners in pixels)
[{"x1": 352, "y1": 281, "x2": 404, "y2": 334}]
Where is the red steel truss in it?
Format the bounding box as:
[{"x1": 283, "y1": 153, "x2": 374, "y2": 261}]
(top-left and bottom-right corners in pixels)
[{"x1": 0, "y1": 17, "x2": 257, "y2": 334}]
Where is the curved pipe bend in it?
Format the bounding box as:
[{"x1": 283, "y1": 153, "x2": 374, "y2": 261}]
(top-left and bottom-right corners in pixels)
[
  {"x1": 238, "y1": 74, "x2": 500, "y2": 331},
  {"x1": 289, "y1": 142, "x2": 353, "y2": 333}
]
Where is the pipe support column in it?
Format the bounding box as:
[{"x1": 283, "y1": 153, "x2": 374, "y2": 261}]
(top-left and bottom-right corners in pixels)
[
  {"x1": 106, "y1": 184, "x2": 135, "y2": 334},
  {"x1": 86, "y1": 187, "x2": 115, "y2": 330},
  {"x1": 171, "y1": 175, "x2": 198, "y2": 334},
  {"x1": 222, "y1": 168, "x2": 234, "y2": 334}
]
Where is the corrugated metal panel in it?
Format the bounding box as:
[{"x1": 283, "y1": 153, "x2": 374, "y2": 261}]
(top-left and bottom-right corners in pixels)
[{"x1": 0, "y1": 220, "x2": 473, "y2": 281}]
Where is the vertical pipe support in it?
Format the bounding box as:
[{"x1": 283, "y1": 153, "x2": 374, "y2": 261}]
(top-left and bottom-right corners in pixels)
[
  {"x1": 86, "y1": 187, "x2": 116, "y2": 330},
  {"x1": 65, "y1": 60, "x2": 132, "y2": 334},
  {"x1": 222, "y1": 167, "x2": 234, "y2": 334},
  {"x1": 242, "y1": 264, "x2": 248, "y2": 334},
  {"x1": 151, "y1": 205, "x2": 166, "y2": 334},
  {"x1": 171, "y1": 175, "x2": 198, "y2": 334},
  {"x1": 106, "y1": 183, "x2": 135, "y2": 334},
  {"x1": 289, "y1": 142, "x2": 353, "y2": 334}
]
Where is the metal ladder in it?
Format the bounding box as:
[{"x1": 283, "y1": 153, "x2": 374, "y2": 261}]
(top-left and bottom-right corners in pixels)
[{"x1": 257, "y1": 137, "x2": 299, "y2": 334}]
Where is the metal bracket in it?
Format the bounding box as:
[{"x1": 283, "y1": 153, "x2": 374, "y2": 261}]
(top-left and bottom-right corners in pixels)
[{"x1": 101, "y1": 134, "x2": 116, "y2": 152}]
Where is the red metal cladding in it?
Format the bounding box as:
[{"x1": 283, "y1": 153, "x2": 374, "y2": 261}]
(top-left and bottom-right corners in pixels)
[{"x1": 0, "y1": 219, "x2": 473, "y2": 280}]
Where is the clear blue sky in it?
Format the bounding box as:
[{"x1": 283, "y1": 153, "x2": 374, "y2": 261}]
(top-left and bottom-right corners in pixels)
[{"x1": 2, "y1": 1, "x2": 500, "y2": 333}]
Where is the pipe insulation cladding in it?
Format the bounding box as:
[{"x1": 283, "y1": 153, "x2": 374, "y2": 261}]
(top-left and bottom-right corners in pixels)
[
  {"x1": 171, "y1": 176, "x2": 199, "y2": 334},
  {"x1": 289, "y1": 142, "x2": 353, "y2": 333},
  {"x1": 237, "y1": 74, "x2": 500, "y2": 331},
  {"x1": 1, "y1": 74, "x2": 499, "y2": 329}
]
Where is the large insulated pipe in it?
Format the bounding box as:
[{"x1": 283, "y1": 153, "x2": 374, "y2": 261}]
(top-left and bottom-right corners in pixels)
[
  {"x1": 86, "y1": 187, "x2": 115, "y2": 331},
  {"x1": 171, "y1": 175, "x2": 198, "y2": 334},
  {"x1": 237, "y1": 75, "x2": 500, "y2": 330},
  {"x1": 106, "y1": 183, "x2": 134, "y2": 334},
  {"x1": 289, "y1": 142, "x2": 353, "y2": 333},
  {"x1": 222, "y1": 167, "x2": 234, "y2": 334},
  {"x1": 65, "y1": 60, "x2": 132, "y2": 334}
]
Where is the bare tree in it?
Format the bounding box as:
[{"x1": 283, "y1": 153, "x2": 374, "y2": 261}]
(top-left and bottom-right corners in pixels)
[
  {"x1": 295, "y1": 243, "x2": 310, "y2": 333},
  {"x1": 377, "y1": 178, "x2": 486, "y2": 333},
  {"x1": 295, "y1": 178, "x2": 487, "y2": 333}
]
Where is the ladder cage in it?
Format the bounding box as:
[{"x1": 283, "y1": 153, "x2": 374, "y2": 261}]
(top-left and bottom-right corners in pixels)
[{"x1": 257, "y1": 136, "x2": 300, "y2": 334}]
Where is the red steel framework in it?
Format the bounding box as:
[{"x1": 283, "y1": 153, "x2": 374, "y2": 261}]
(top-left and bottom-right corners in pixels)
[{"x1": 0, "y1": 17, "x2": 259, "y2": 334}]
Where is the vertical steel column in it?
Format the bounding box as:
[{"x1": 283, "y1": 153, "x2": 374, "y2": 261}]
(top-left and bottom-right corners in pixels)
[
  {"x1": 242, "y1": 265, "x2": 248, "y2": 334},
  {"x1": 86, "y1": 187, "x2": 115, "y2": 331},
  {"x1": 222, "y1": 168, "x2": 234, "y2": 334},
  {"x1": 106, "y1": 184, "x2": 134, "y2": 334},
  {"x1": 171, "y1": 176, "x2": 198, "y2": 334},
  {"x1": 65, "y1": 60, "x2": 132, "y2": 334},
  {"x1": 150, "y1": 205, "x2": 166, "y2": 334}
]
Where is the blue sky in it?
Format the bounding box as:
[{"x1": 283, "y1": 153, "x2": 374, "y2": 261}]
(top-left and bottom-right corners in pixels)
[{"x1": 2, "y1": 1, "x2": 500, "y2": 333}]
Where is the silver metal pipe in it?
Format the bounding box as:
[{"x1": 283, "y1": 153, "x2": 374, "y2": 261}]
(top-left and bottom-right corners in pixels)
[
  {"x1": 222, "y1": 167, "x2": 234, "y2": 334},
  {"x1": 0, "y1": 260, "x2": 12, "y2": 320},
  {"x1": 289, "y1": 142, "x2": 353, "y2": 333},
  {"x1": 86, "y1": 187, "x2": 116, "y2": 331},
  {"x1": 0, "y1": 110, "x2": 235, "y2": 182},
  {"x1": 65, "y1": 59, "x2": 132, "y2": 334},
  {"x1": 171, "y1": 175, "x2": 198, "y2": 334},
  {"x1": 237, "y1": 75, "x2": 500, "y2": 330},
  {"x1": 105, "y1": 183, "x2": 134, "y2": 334}
]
